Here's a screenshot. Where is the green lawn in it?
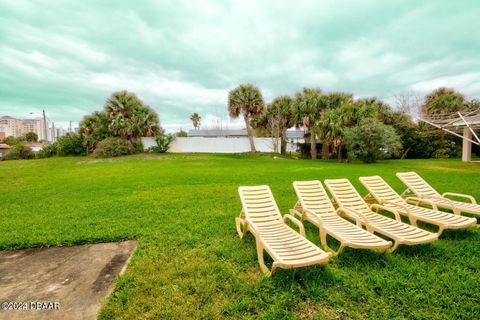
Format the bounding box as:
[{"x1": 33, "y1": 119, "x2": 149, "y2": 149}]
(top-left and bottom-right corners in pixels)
[{"x1": 0, "y1": 154, "x2": 479, "y2": 319}]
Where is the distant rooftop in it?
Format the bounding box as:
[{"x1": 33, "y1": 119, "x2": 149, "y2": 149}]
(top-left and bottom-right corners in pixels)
[{"x1": 187, "y1": 129, "x2": 305, "y2": 138}]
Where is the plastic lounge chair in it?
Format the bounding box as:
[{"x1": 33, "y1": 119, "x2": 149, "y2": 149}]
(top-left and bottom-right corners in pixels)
[
  {"x1": 396, "y1": 172, "x2": 480, "y2": 218},
  {"x1": 291, "y1": 180, "x2": 391, "y2": 256},
  {"x1": 324, "y1": 178, "x2": 438, "y2": 251},
  {"x1": 236, "y1": 185, "x2": 330, "y2": 275},
  {"x1": 359, "y1": 176, "x2": 476, "y2": 235}
]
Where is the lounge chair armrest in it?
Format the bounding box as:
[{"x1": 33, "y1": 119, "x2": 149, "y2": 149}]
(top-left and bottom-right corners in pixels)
[
  {"x1": 370, "y1": 204, "x2": 402, "y2": 222},
  {"x1": 304, "y1": 209, "x2": 325, "y2": 229},
  {"x1": 336, "y1": 207, "x2": 369, "y2": 228},
  {"x1": 442, "y1": 192, "x2": 477, "y2": 204},
  {"x1": 381, "y1": 200, "x2": 414, "y2": 217},
  {"x1": 405, "y1": 196, "x2": 438, "y2": 210},
  {"x1": 283, "y1": 214, "x2": 306, "y2": 237}
]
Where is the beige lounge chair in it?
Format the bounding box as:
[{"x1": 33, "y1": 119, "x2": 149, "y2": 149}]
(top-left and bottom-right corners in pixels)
[
  {"x1": 360, "y1": 176, "x2": 476, "y2": 235},
  {"x1": 324, "y1": 179, "x2": 438, "y2": 251},
  {"x1": 236, "y1": 185, "x2": 330, "y2": 275},
  {"x1": 397, "y1": 172, "x2": 480, "y2": 217},
  {"x1": 291, "y1": 180, "x2": 391, "y2": 256}
]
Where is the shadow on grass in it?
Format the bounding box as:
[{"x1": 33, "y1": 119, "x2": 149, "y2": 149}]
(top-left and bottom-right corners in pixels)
[{"x1": 440, "y1": 228, "x2": 479, "y2": 240}]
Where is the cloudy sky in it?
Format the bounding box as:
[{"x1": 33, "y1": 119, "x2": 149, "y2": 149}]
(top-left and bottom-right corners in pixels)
[{"x1": 1, "y1": 0, "x2": 479, "y2": 131}]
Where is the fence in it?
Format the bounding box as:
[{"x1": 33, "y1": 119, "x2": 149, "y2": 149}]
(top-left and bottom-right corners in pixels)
[{"x1": 141, "y1": 137, "x2": 300, "y2": 153}]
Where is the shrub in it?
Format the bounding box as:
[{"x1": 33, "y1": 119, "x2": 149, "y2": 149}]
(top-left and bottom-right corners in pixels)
[
  {"x1": 2, "y1": 144, "x2": 35, "y2": 160},
  {"x1": 133, "y1": 140, "x2": 144, "y2": 154},
  {"x1": 149, "y1": 133, "x2": 175, "y2": 153},
  {"x1": 25, "y1": 132, "x2": 38, "y2": 142},
  {"x1": 344, "y1": 118, "x2": 402, "y2": 163},
  {"x1": 36, "y1": 143, "x2": 58, "y2": 159},
  {"x1": 92, "y1": 137, "x2": 133, "y2": 158},
  {"x1": 56, "y1": 133, "x2": 85, "y2": 156}
]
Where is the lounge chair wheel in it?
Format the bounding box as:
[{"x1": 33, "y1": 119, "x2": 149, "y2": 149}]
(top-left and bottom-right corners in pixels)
[{"x1": 236, "y1": 217, "x2": 246, "y2": 238}]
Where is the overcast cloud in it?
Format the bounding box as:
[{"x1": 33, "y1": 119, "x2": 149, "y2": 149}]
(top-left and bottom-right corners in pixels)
[{"x1": 0, "y1": 0, "x2": 479, "y2": 130}]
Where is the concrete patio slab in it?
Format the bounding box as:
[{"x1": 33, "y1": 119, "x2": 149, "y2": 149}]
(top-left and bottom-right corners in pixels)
[{"x1": 0, "y1": 240, "x2": 137, "y2": 320}]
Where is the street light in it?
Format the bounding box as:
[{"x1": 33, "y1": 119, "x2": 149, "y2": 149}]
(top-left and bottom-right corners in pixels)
[{"x1": 30, "y1": 110, "x2": 48, "y2": 144}]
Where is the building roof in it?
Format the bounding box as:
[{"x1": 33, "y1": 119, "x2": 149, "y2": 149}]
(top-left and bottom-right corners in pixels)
[
  {"x1": 188, "y1": 129, "x2": 248, "y2": 137},
  {"x1": 0, "y1": 144, "x2": 11, "y2": 149},
  {"x1": 286, "y1": 130, "x2": 305, "y2": 138},
  {"x1": 0, "y1": 115, "x2": 15, "y2": 119}
]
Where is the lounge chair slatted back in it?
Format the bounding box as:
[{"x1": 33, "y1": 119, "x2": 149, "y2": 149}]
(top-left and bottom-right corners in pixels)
[
  {"x1": 323, "y1": 179, "x2": 372, "y2": 215},
  {"x1": 396, "y1": 172, "x2": 440, "y2": 198},
  {"x1": 293, "y1": 181, "x2": 336, "y2": 218}
]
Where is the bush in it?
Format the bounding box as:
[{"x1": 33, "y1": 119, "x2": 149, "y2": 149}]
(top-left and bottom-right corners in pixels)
[
  {"x1": 344, "y1": 118, "x2": 402, "y2": 163},
  {"x1": 133, "y1": 140, "x2": 144, "y2": 154},
  {"x1": 2, "y1": 144, "x2": 35, "y2": 160},
  {"x1": 56, "y1": 133, "x2": 85, "y2": 156},
  {"x1": 92, "y1": 137, "x2": 133, "y2": 158},
  {"x1": 36, "y1": 143, "x2": 58, "y2": 159},
  {"x1": 149, "y1": 133, "x2": 175, "y2": 153}
]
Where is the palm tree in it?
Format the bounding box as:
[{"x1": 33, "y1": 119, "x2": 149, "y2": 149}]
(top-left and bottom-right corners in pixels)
[
  {"x1": 293, "y1": 88, "x2": 326, "y2": 159},
  {"x1": 228, "y1": 84, "x2": 265, "y2": 152},
  {"x1": 190, "y1": 113, "x2": 201, "y2": 130},
  {"x1": 267, "y1": 96, "x2": 294, "y2": 155},
  {"x1": 104, "y1": 90, "x2": 160, "y2": 143},
  {"x1": 318, "y1": 92, "x2": 354, "y2": 159}
]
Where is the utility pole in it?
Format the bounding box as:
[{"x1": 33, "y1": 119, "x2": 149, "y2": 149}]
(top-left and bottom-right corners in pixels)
[
  {"x1": 52, "y1": 122, "x2": 56, "y2": 142},
  {"x1": 43, "y1": 109, "x2": 48, "y2": 144},
  {"x1": 69, "y1": 120, "x2": 72, "y2": 133}
]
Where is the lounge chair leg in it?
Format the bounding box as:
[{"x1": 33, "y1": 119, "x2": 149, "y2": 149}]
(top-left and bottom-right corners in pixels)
[
  {"x1": 235, "y1": 217, "x2": 247, "y2": 239},
  {"x1": 389, "y1": 242, "x2": 400, "y2": 252},
  {"x1": 334, "y1": 244, "x2": 346, "y2": 256},
  {"x1": 409, "y1": 217, "x2": 417, "y2": 227},
  {"x1": 437, "y1": 226, "x2": 445, "y2": 236},
  {"x1": 256, "y1": 239, "x2": 271, "y2": 276}
]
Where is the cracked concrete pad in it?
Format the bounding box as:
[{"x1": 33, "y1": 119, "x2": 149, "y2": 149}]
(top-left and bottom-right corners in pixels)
[{"x1": 0, "y1": 240, "x2": 137, "y2": 320}]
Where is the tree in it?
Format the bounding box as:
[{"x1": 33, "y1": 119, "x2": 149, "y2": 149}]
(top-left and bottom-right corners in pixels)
[
  {"x1": 104, "y1": 90, "x2": 161, "y2": 144},
  {"x1": 344, "y1": 118, "x2": 402, "y2": 163},
  {"x1": 317, "y1": 92, "x2": 354, "y2": 159},
  {"x1": 265, "y1": 96, "x2": 294, "y2": 155},
  {"x1": 228, "y1": 84, "x2": 265, "y2": 152},
  {"x1": 25, "y1": 132, "x2": 38, "y2": 142},
  {"x1": 190, "y1": 113, "x2": 201, "y2": 130},
  {"x1": 422, "y1": 87, "x2": 465, "y2": 116},
  {"x1": 293, "y1": 88, "x2": 326, "y2": 159},
  {"x1": 56, "y1": 133, "x2": 85, "y2": 156},
  {"x1": 79, "y1": 111, "x2": 111, "y2": 153}
]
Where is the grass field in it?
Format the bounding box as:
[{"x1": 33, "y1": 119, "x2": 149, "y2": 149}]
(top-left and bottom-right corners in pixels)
[{"x1": 0, "y1": 154, "x2": 479, "y2": 319}]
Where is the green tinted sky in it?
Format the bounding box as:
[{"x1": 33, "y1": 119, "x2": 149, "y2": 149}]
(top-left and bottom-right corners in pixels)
[{"x1": 0, "y1": 0, "x2": 479, "y2": 130}]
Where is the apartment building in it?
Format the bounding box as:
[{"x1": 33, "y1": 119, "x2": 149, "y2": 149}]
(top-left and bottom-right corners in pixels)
[{"x1": 0, "y1": 115, "x2": 49, "y2": 141}]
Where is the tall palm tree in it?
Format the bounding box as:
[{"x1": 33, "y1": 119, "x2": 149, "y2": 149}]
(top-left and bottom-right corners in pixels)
[
  {"x1": 293, "y1": 88, "x2": 326, "y2": 159},
  {"x1": 268, "y1": 96, "x2": 294, "y2": 155},
  {"x1": 228, "y1": 84, "x2": 265, "y2": 152},
  {"x1": 190, "y1": 113, "x2": 201, "y2": 130}
]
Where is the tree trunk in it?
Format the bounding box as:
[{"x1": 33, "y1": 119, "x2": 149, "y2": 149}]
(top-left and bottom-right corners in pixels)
[
  {"x1": 321, "y1": 142, "x2": 329, "y2": 160},
  {"x1": 310, "y1": 126, "x2": 317, "y2": 160},
  {"x1": 280, "y1": 129, "x2": 287, "y2": 155},
  {"x1": 244, "y1": 114, "x2": 257, "y2": 152},
  {"x1": 337, "y1": 143, "x2": 342, "y2": 162}
]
